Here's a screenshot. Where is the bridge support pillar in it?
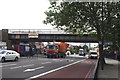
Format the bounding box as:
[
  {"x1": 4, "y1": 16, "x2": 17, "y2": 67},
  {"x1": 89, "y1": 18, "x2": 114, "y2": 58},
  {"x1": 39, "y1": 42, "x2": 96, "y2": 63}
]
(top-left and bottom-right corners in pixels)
[
  {"x1": 2, "y1": 29, "x2": 12, "y2": 50},
  {"x1": 6, "y1": 40, "x2": 12, "y2": 50}
]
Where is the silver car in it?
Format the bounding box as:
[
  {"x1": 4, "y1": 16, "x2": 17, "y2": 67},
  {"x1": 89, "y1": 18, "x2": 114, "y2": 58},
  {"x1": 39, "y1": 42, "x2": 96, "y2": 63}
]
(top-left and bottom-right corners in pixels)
[{"x1": 0, "y1": 50, "x2": 20, "y2": 62}]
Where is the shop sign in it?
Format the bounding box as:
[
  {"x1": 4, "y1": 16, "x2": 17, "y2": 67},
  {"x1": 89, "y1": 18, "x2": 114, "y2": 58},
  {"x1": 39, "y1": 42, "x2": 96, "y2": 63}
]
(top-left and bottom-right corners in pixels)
[{"x1": 28, "y1": 33, "x2": 38, "y2": 38}]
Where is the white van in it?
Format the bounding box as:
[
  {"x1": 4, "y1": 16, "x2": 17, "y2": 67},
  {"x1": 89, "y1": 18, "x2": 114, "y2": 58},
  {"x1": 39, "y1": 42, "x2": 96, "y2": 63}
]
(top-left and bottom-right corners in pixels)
[
  {"x1": 89, "y1": 50, "x2": 98, "y2": 59},
  {"x1": 79, "y1": 49, "x2": 85, "y2": 56}
]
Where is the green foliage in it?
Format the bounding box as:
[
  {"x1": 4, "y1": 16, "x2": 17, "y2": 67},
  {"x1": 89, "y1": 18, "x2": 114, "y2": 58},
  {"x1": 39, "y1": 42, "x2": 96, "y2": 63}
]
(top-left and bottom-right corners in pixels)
[
  {"x1": 44, "y1": 2, "x2": 120, "y2": 50},
  {"x1": 69, "y1": 46, "x2": 74, "y2": 54},
  {"x1": 70, "y1": 46, "x2": 79, "y2": 54},
  {"x1": 83, "y1": 45, "x2": 88, "y2": 49}
]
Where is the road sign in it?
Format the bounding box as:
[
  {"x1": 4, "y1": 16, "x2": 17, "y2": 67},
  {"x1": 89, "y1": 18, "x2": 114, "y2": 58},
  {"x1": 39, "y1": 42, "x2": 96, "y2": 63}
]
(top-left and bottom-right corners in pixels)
[{"x1": 104, "y1": 42, "x2": 113, "y2": 45}]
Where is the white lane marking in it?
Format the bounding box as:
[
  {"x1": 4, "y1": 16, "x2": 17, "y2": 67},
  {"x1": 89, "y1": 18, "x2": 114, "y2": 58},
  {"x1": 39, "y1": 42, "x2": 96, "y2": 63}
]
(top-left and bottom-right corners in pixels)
[
  {"x1": 22, "y1": 64, "x2": 34, "y2": 67},
  {"x1": 60, "y1": 60, "x2": 63, "y2": 61},
  {"x1": 26, "y1": 59, "x2": 86, "y2": 80},
  {"x1": 24, "y1": 69, "x2": 35, "y2": 72},
  {"x1": 0, "y1": 63, "x2": 8, "y2": 65},
  {"x1": 65, "y1": 59, "x2": 74, "y2": 62},
  {"x1": 41, "y1": 62, "x2": 51, "y2": 64},
  {"x1": 70, "y1": 60, "x2": 74, "y2": 62},
  {"x1": 0, "y1": 64, "x2": 16, "y2": 68},
  {"x1": 52, "y1": 59, "x2": 60, "y2": 61},
  {"x1": 10, "y1": 66, "x2": 22, "y2": 69},
  {"x1": 10, "y1": 64, "x2": 34, "y2": 69},
  {"x1": 24, "y1": 66, "x2": 44, "y2": 72}
]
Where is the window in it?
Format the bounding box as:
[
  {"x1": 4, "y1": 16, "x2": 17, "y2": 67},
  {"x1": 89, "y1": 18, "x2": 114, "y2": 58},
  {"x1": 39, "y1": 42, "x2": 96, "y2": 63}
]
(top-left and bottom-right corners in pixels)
[
  {"x1": 91, "y1": 52, "x2": 97, "y2": 54},
  {"x1": 12, "y1": 52, "x2": 15, "y2": 54},
  {"x1": 46, "y1": 45, "x2": 55, "y2": 49},
  {"x1": 6, "y1": 52, "x2": 11, "y2": 55},
  {"x1": 8, "y1": 52, "x2": 11, "y2": 54},
  {"x1": 0, "y1": 51, "x2": 6, "y2": 54}
]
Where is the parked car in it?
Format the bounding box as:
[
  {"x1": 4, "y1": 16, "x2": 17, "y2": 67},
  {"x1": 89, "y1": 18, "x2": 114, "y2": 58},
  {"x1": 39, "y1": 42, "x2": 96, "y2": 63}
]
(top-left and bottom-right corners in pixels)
[
  {"x1": 89, "y1": 51, "x2": 98, "y2": 59},
  {"x1": 0, "y1": 50, "x2": 20, "y2": 62}
]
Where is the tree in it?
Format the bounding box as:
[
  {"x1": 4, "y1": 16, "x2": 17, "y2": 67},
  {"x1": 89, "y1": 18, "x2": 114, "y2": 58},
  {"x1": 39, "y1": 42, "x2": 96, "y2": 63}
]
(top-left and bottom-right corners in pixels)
[
  {"x1": 44, "y1": 2, "x2": 120, "y2": 65},
  {"x1": 70, "y1": 45, "x2": 79, "y2": 54},
  {"x1": 83, "y1": 45, "x2": 89, "y2": 53}
]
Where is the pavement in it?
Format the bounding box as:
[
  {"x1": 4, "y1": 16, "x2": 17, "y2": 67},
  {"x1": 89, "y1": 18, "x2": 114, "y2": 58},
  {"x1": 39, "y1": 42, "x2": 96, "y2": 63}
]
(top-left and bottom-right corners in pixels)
[{"x1": 97, "y1": 58, "x2": 119, "y2": 80}]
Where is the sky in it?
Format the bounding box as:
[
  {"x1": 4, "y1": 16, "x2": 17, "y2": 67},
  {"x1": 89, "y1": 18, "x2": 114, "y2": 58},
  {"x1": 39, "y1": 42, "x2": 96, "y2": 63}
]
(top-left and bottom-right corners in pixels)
[
  {"x1": 0, "y1": 0, "x2": 54, "y2": 30},
  {"x1": 0, "y1": 0, "x2": 98, "y2": 47}
]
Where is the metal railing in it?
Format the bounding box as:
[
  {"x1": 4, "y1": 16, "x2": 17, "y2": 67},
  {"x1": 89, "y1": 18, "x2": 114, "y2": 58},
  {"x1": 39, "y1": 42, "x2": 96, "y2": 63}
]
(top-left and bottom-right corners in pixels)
[{"x1": 8, "y1": 29, "x2": 71, "y2": 34}]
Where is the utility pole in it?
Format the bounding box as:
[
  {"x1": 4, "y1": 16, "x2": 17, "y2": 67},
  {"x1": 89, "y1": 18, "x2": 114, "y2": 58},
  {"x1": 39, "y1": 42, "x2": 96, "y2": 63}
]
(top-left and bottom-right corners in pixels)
[{"x1": 101, "y1": 1, "x2": 104, "y2": 70}]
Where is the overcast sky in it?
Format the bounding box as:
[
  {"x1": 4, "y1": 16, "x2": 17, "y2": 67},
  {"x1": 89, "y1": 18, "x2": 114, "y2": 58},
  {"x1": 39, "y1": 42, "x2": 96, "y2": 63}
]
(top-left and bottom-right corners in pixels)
[
  {"x1": 0, "y1": 0, "x2": 98, "y2": 47},
  {"x1": 0, "y1": 0, "x2": 54, "y2": 30}
]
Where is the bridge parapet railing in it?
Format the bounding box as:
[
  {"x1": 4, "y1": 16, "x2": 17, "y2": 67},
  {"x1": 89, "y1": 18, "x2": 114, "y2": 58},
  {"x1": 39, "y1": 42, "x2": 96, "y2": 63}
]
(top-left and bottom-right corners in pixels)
[{"x1": 8, "y1": 29, "x2": 71, "y2": 34}]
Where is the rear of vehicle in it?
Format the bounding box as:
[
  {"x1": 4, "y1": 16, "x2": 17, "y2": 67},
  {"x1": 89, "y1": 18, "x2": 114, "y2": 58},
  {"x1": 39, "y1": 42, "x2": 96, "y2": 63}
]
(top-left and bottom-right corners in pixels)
[
  {"x1": 89, "y1": 51, "x2": 98, "y2": 59},
  {"x1": 10, "y1": 51, "x2": 20, "y2": 61},
  {"x1": 79, "y1": 49, "x2": 85, "y2": 56}
]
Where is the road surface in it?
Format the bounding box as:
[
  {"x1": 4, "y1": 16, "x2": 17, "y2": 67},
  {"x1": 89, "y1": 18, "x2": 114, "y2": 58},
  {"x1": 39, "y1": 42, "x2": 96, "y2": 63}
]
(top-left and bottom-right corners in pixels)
[{"x1": 1, "y1": 55, "x2": 97, "y2": 80}]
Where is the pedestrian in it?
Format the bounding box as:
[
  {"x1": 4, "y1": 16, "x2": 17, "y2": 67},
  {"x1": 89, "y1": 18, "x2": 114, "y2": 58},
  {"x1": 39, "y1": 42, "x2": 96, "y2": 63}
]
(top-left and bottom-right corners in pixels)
[
  {"x1": 25, "y1": 45, "x2": 30, "y2": 58},
  {"x1": 114, "y1": 50, "x2": 117, "y2": 59},
  {"x1": 118, "y1": 51, "x2": 120, "y2": 61},
  {"x1": 44, "y1": 48, "x2": 46, "y2": 55},
  {"x1": 29, "y1": 46, "x2": 33, "y2": 58},
  {"x1": 32, "y1": 47, "x2": 36, "y2": 57}
]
